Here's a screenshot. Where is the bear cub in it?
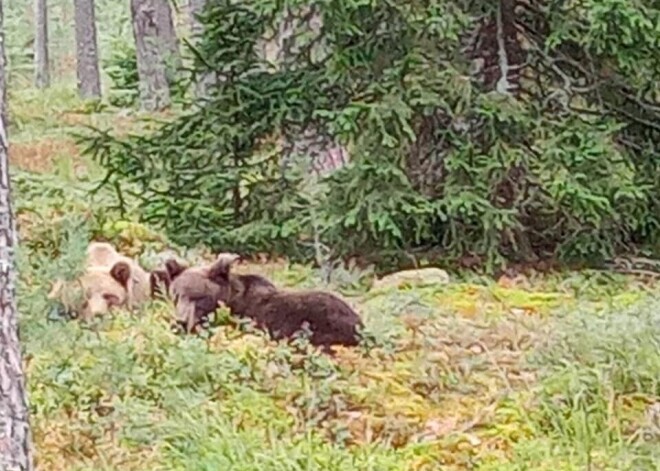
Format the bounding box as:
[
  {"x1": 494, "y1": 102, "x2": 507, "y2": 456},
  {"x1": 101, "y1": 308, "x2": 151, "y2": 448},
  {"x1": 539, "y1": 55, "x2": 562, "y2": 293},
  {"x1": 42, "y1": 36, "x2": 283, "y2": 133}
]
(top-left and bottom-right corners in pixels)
[
  {"x1": 155, "y1": 257, "x2": 277, "y2": 333},
  {"x1": 207, "y1": 253, "x2": 364, "y2": 350}
]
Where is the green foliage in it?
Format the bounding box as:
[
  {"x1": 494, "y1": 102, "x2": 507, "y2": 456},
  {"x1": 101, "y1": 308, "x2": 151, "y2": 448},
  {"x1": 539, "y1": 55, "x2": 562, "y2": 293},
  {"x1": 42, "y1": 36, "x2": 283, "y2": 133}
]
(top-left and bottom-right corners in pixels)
[
  {"x1": 12, "y1": 170, "x2": 660, "y2": 470},
  {"x1": 5, "y1": 0, "x2": 135, "y2": 85},
  {"x1": 103, "y1": 39, "x2": 188, "y2": 108},
  {"x1": 104, "y1": 41, "x2": 141, "y2": 107},
  {"x1": 80, "y1": 0, "x2": 660, "y2": 271},
  {"x1": 534, "y1": 302, "x2": 660, "y2": 419},
  {"x1": 518, "y1": 300, "x2": 660, "y2": 469}
]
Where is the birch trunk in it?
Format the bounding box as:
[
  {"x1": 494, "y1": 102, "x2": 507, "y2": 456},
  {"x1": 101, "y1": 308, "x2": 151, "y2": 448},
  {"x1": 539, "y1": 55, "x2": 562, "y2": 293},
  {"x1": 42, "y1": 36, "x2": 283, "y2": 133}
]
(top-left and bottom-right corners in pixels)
[{"x1": 0, "y1": 1, "x2": 35, "y2": 469}]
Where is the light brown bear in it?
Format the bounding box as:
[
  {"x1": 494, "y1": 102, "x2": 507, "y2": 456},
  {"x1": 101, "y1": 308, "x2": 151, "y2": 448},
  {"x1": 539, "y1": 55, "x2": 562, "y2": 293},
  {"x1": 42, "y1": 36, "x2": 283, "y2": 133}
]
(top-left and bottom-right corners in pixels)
[{"x1": 49, "y1": 241, "x2": 152, "y2": 320}]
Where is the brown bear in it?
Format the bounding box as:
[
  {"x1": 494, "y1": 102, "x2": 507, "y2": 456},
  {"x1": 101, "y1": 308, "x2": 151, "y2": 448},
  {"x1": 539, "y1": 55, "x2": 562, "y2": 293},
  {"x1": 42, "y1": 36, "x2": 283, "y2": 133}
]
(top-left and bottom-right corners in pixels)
[
  {"x1": 152, "y1": 257, "x2": 277, "y2": 333},
  {"x1": 49, "y1": 241, "x2": 153, "y2": 320},
  {"x1": 205, "y1": 253, "x2": 364, "y2": 350},
  {"x1": 149, "y1": 261, "x2": 179, "y2": 299}
]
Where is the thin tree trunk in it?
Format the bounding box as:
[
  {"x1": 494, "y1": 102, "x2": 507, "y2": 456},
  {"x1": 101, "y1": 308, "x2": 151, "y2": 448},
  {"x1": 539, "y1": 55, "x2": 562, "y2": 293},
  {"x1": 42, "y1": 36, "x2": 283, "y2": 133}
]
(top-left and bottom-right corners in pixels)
[
  {"x1": 33, "y1": 0, "x2": 49, "y2": 88},
  {"x1": 0, "y1": 1, "x2": 35, "y2": 469},
  {"x1": 74, "y1": 0, "x2": 101, "y2": 99},
  {"x1": 130, "y1": 0, "x2": 171, "y2": 111},
  {"x1": 188, "y1": 0, "x2": 215, "y2": 98},
  {"x1": 154, "y1": 0, "x2": 181, "y2": 81}
]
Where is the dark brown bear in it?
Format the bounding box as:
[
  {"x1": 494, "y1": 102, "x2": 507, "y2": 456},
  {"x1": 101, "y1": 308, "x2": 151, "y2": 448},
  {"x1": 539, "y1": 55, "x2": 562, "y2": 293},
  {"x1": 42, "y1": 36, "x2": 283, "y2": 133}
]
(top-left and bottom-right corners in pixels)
[{"x1": 207, "y1": 253, "x2": 364, "y2": 350}]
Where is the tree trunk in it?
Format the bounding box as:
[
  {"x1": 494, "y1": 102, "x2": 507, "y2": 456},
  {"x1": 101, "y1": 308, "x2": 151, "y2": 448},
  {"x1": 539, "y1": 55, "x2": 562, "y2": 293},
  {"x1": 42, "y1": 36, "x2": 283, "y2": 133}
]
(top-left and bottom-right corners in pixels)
[
  {"x1": 154, "y1": 0, "x2": 181, "y2": 81},
  {"x1": 74, "y1": 0, "x2": 101, "y2": 99},
  {"x1": 33, "y1": 0, "x2": 49, "y2": 88},
  {"x1": 0, "y1": 2, "x2": 35, "y2": 470},
  {"x1": 265, "y1": 5, "x2": 349, "y2": 178},
  {"x1": 130, "y1": 0, "x2": 171, "y2": 111},
  {"x1": 188, "y1": 0, "x2": 215, "y2": 98}
]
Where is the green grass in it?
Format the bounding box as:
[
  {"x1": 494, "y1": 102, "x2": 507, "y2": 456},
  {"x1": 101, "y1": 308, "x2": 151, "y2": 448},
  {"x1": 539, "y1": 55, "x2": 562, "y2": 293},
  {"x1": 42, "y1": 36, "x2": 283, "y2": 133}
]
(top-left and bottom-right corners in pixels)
[
  {"x1": 16, "y1": 178, "x2": 660, "y2": 470},
  {"x1": 19, "y1": 257, "x2": 660, "y2": 470},
  {"x1": 7, "y1": 68, "x2": 660, "y2": 471}
]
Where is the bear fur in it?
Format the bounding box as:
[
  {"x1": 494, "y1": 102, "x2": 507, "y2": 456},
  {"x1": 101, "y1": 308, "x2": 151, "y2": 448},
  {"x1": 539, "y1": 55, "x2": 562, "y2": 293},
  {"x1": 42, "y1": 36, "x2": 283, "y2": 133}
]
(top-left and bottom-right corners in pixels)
[
  {"x1": 49, "y1": 241, "x2": 153, "y2": 320},
  {"x1": 149, "y1": 265, "x2": 176, "y2": 299},
  {"x1": 206, "y1": 253, "x2": 364, "y2": 349},
  {"x1": 156, "y1": 257, "x2": 277, "y2": 333},
  {"x1": 86, "y1": 242, "x2": 152, "y2": 307}
]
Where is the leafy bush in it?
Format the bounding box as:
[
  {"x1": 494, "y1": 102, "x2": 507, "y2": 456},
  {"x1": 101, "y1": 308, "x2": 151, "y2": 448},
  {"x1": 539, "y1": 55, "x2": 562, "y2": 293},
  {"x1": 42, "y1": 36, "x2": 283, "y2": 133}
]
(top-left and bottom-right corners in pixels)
[{"x1": 82, "y1": 0, "x2": 660, "y2": 272}]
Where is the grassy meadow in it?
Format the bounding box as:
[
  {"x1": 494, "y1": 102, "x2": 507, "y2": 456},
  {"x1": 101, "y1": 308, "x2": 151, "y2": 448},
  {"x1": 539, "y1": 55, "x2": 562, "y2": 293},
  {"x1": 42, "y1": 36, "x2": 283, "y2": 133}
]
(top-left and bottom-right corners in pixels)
[
  {"x1": 5, "y1": 2, "x2": 660, "y2": 468},
  {"x1": 7, "y1": 84, "x2": 660, "y2": 470}
]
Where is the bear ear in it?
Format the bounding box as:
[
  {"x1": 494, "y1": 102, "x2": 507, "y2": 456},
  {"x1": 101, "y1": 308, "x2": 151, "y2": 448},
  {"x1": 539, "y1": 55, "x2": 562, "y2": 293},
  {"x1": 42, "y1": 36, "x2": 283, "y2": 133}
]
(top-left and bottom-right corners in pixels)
[
  {"x1": 208, "y1": 253, "x2": 240, "y2": 282},
  {"x1": 149, "y1": 269, "x2": 170, "y2": 297},
  {"x1": 110, "y1": 261, "x2": 132, "y2": 287},
  {"x1": 164, "y1": 259, "x2": 186, "y2": 280}
]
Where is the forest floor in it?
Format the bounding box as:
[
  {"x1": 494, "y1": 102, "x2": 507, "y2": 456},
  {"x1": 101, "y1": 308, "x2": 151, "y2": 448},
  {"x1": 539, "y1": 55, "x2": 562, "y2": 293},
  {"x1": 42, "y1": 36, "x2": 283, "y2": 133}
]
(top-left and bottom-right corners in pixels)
[{"x1": 10, "y1": 85, "x2": 660, "y2": 470}]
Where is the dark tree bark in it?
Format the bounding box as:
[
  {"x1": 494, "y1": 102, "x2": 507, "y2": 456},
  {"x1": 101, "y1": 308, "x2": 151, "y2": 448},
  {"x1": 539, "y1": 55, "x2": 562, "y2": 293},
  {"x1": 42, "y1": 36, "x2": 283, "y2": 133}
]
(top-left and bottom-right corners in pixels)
[
  {"x1": 74, "y1": 0, "x2": 102, "y2": 99},
  {"x1": 33, "y1": 0, "x2": 49, "y2": 88},
  {"x1": 154, "y1": 0, "x2": 182, "y2": 80},
  {"x1": 131, "y1": 0, "x2": 171, "y2": 111},
  {"x1": 0, "y1": 2, "x2": 35, "y2": 470},
  {"x1": 188, "y1": 0, "x2": 215, "y2": 98}
]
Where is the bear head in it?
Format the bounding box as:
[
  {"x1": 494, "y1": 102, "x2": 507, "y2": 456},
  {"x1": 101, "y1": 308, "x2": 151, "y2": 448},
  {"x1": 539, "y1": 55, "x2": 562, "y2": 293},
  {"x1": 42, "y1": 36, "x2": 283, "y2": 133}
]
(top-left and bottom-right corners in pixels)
[
  {"x1": 161, "y1": 254, "x2": 276, "y2": 333},
  {"x1": 149, "y1": 257, "x2": 186, "y2": 299},
  {"x1": 206, "y1": 253, "x2": 278, "y2": 314},
  {"x1": 88, "y1": 242, "x2": 152, "y2": 307},
  {"x1": 49, "y1": 242, "x2": 153, "y2": 320},
  {"x1": 49, "y1": 260, "x2": 133, "y2": 320}
]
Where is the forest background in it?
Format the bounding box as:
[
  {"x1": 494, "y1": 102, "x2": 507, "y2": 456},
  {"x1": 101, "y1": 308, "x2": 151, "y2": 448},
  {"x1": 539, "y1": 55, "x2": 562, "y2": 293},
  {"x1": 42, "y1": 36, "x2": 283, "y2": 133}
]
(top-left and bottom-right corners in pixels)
[{"x1": 2, "y1": 0, "x2": 659, "y2": 469}]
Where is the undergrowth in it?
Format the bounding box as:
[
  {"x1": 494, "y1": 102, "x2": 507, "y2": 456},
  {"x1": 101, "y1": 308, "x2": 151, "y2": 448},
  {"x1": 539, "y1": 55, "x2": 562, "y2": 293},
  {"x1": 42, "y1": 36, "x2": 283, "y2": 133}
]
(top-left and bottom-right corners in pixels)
[
  {"x1": 3, "y1": 14, "x2": 659, "y2": 467},
  {"x1": 12, "y1": 164, "x2": 660, "y2": 470}
]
